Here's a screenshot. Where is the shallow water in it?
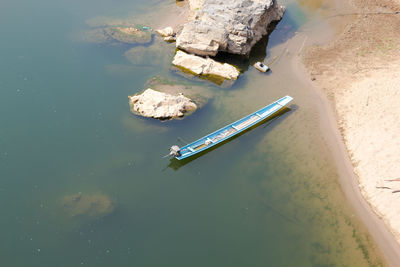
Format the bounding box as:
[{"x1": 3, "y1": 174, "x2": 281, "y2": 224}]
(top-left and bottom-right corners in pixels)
[{"x1": 0, "y1": 0, "x2": 385, "y2": 266}]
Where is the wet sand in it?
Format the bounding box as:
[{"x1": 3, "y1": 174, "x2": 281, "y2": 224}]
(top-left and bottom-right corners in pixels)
[{"x1": 301, "y1": 0, "x2": 400, "y2": 265}]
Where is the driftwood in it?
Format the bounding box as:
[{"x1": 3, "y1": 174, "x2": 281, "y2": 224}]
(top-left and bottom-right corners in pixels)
[
  {"x1": 384, "y1": 178, "x2": 400, "y2": 182},
  {"x1": 376, "y1": 178, "x2": 400, "y2": 193}
]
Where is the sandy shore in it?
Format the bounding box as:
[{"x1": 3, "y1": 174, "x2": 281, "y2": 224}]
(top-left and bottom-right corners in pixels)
[{"x1": 301, "y1": 0, "x2": 400, "y2": 264}]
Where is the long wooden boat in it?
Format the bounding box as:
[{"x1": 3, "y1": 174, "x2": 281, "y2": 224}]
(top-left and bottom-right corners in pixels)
[{"x1": 168, "y1": 95, "x2": 293, "y2": 160}]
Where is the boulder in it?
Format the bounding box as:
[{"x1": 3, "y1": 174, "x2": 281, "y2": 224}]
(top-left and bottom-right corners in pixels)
[
  {"x1": 172, "y1": 50, "x2": 239, "y2": 80},
  {"x1": 176, "y1": 0, "x2": 285, "y2": 56},
  {"x1": 156, "y1": 26, "x2": 175, "y2": 37},
  {"x1": 129, "y1": 88, "x2": 197, "y2": 119},
  {"x1": 156, "y1": 27, "x2": 177, "y2": 42}
]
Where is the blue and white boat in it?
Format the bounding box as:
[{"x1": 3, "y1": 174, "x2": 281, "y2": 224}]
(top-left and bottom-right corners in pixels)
[{"x1": 168, "y1": 95, "x2": 293, "y2": 160}]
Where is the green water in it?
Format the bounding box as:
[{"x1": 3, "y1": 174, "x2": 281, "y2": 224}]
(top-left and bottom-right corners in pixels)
[{"x1": 0, "y1": 0, "x2": 385, "y2": 266}]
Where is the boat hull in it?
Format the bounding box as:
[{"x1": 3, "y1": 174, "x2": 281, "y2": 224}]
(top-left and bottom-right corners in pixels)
[{"x1": 174, "y1": 96, "x2": 293, "y2": 160}]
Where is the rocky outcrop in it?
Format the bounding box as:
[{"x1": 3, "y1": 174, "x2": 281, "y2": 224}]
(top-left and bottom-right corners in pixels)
[
  {"x1": 172, "y1": 50, "x2": 239, "y2": 80},
  {"x1": 129, "y1": 88, "x2": 197, "y2": 119},
  {"x1": 177, "y1": 0, "x2": 285, "y2": 56}
]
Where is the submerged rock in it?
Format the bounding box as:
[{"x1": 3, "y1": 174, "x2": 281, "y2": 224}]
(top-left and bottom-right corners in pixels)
[
  {"x1": 79, "y1": 20, "x2": 152, "y2": 45},
  {"x1": 176, "y1": 0, "x2": 285, "y2": 56},
  {"x1": 62, "y1": 193, "x2": 114, "y2": 218},
  {"x1": 129, "y1": 88, "x2": 197, "y2": 119},
  {"x1": 103, "y1": 26, "x2": 152, "y2": 44},
  {"x1": 172, "y1": 50, "x2": 239, "y2": 80}
]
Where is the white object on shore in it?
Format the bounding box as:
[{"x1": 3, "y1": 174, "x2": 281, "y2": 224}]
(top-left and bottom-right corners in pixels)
[{"x1": 254, "y1": 62, "x2": 269, "y2": 72}]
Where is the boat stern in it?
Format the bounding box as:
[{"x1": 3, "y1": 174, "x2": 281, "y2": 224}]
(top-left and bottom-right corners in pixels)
[{"x1": 169, "y1": 145, "x2": 181, "y2": 158}]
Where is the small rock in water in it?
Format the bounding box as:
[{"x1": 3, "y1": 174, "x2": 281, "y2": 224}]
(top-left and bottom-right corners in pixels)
[
  {"x1": 156, "y1": 26, "x2": 174, "y2": 38},
  {"x1": 163, "y1": 36, "x2": 176, "y2": 42},
  {"x1": 129, "y1": 88, "x2": 197, "y2": 120}
]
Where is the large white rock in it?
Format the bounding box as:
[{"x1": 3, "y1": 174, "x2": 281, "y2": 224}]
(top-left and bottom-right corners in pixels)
[
  {"x1": 177, "y1": 0, "x2": 285, "y2": 56},
  {"x1": 172, "y1": 50, "x2": 239, "y2": 80},
  {"x1": 129, "y1": 88, "x2": 197, "y2": 119}
]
